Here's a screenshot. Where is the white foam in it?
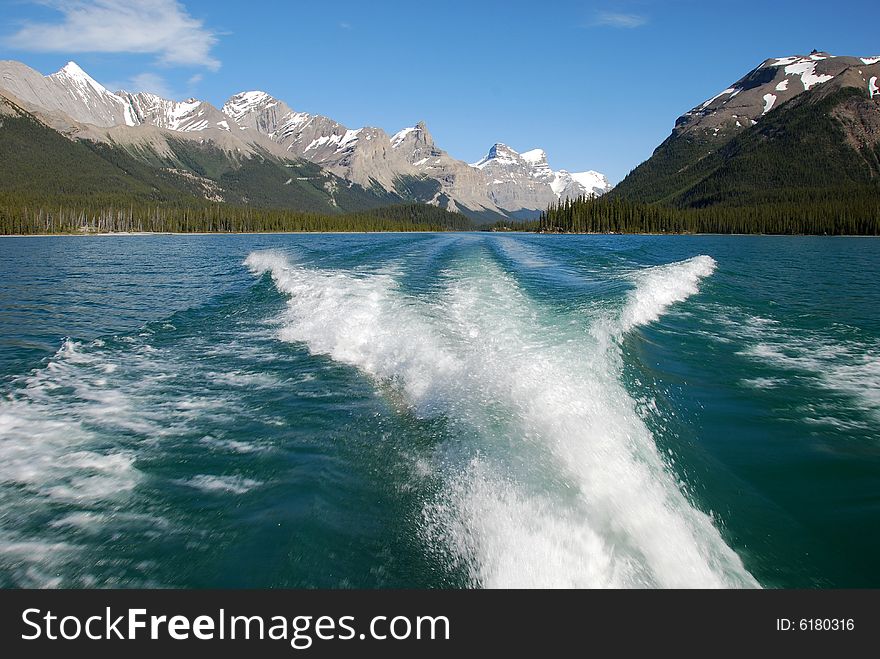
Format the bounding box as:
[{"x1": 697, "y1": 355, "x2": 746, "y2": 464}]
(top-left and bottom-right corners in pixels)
[
  {"x1": 700, "y1": 306, "x2": 880, "y2": 422},
  {"x1": 741, "y1": 377, "x2": 786, "y2": 389},
  {"x1": 200, "y1": 435, "x2": 267, "y2": 454},
  {"x1": 180, "y1": 474, "x2": 263, "y2": 495},
  {"x1": 494, "y1": 236, "x2": 554, "y2": 268},
  {"x1": 248, "y1": 249, "x2": 757, "y2": 588},
  {"x1": 618, "y1": 256, "x2": 716, "y2": 333},
  {"x1": 206, "y1": 370, "x2": 279, "y2": 389},
  {"x1": 0, "y1": 330, "x2": 258, "y2": 585},
  {"x1": 741, "y1": 340, "x2": 880, "y2": 418},
  {"x1": 49, "y1": 512, "x2": 108, "y2": 531},
  {"x1": 0, "y1": 361, "x2": 141, "y2": 504}
]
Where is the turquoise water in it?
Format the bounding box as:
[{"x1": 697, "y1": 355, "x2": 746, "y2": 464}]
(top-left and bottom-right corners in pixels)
[{"x1": 0, "y1": 233, "x2": 878, "y2": 588}]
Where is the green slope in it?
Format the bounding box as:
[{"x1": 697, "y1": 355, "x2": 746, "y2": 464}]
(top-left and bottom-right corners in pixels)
[
  {"x1": 129, "y1": 138, "x2": 405, "y2": 213},
  {"x1": 0, "y1": 103, "x2": 200, "y2": 205}
]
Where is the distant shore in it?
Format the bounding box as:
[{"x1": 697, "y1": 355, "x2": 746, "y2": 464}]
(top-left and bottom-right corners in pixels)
[
  {"x1": 1, "y1": 231, "x2": 878, "y2": 238},
  {"x1": 0, "y1": 230, "x2": 460, "y2": 237}
]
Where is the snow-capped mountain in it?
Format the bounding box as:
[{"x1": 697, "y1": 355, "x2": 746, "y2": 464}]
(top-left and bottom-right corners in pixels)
[
  {"x1": 218, "y1": 96, "x2": 502, "y2": 215},
  {"x1": 121, "y1": 92, "x2": 230, "y2": 132},
  {"x1": 676, "y1": 52, "x2": 880, "y2": 139},
  {"x1": 0, "y1": 59, "x2": 611, "y2": 218},
  {"x1": 0, "y1": 60, "x2": 136, "y2": 127},
  {"x1": 0, "y1": 60, "x2": 235, "y2": 134},
  {"x1": 471, "y1": 143, "x2": 611, "y2": 212}
]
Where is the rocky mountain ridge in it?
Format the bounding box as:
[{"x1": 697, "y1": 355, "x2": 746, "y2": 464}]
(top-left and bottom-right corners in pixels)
[{"x1": 0, "y1": 60, "x2": 610, "y2": 218}]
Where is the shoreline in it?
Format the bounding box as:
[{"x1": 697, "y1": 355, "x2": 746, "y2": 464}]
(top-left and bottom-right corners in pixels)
[
  {"x1": 1, "y1": 231, "x2": 878, "y2": 238},
  {"x1": 0, "y1": 230, "x2": 461, "y2": 237}
]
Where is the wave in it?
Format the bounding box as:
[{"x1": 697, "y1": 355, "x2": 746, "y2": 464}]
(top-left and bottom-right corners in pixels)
[
  {"x1": 0, "y1": 339, "x2": 148, "y2": 585},
  {"x1": 702, "y1": 307, "x2": 880, "y2": 424},
  {"x1": 619, "y1": 255, "x2": 717, "y2": 332},
  {"x1": 247, "y1": 249, "x2": 757, "y2": 588},
  {"x1": 743, "y1": 339, "x2": 880, "y2": 422},
  {"x1": 0, "y1": 323, "x2": 277, "y2": 586}
]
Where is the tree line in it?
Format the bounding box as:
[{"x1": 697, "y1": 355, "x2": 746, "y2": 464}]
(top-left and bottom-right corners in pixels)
[
  {"x1": 0, "y1": 198, "x2": 473, "y2": 235},
  {"x1": 532, "y1": 191, "x2": 880, "y2": 235}
]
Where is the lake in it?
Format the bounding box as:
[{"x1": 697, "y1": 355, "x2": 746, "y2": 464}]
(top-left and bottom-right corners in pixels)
[{"x1": 1, "y1": 233, "x2": 878, "y2": 587}]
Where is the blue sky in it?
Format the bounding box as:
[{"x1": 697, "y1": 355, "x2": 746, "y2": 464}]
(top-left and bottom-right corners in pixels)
[{"x1": 1, "y1": 0, "x2": 878, "y2": 182}]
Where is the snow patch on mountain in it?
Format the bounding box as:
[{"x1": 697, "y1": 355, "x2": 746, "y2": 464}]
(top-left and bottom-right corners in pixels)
[
  {"x1": 520, "y1": 148, "x2": 547, "y2": 164},
  {"x1": 784, "y1": 60, "x2": 834, "y2": 90},
  {"x1": 337, "y1": 128, "x2": 361, "y2": 151}
]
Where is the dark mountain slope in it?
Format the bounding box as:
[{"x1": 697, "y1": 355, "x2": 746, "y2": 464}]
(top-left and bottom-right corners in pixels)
[{"x1": 612, "y1": 53, "x2": 880, "y2": 209}]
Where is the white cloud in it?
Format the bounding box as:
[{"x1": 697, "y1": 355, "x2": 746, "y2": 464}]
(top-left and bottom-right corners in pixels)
[
  {"x1": 593, "y1": 11, "x2": 648, "y2": 29},
  {"x1": 125, "y1": 72, "x2": 174, "y2": 97},
  {"x1": 339, "y1": 22, "x2": 352, "y2": 30},
  {"x1": 3, "y1": 0, "x2": 220, "y2": 70},
  {"x1": 188, "y1": 73, "x2": 204, "y2": 86}
]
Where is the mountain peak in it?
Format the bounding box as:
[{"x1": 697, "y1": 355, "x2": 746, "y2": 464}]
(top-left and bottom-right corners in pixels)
[
  {"x1": 468, "y1": 141, "x2": 610, "y2": 207},
  {"x1": 469, "y1": 143, "x2": 521, "y2": 169},
  {"x1": 229, "y1": 90, "x2": 274, "y2": 102},
  {"x1": 487, "y1": 143, "x2": 519, "y2": 160},
  {"x1": 58, "y1": 61, "x2": 87, "y2": 77},
  {"x1": 680, "y1": 52, "x2": 880, "y2": 142},
  {"x1": 615, "y1": 51, "x2": 880, "y2": 211},
  {"x1": 222, "y1": 90, "x2": 278, "y2": 120},
  {"x1": 50, "y1": 60, "x2": 108, "y2": 95},
  {"x1": 391, "y1": 122, "x2": 434, "y2": 148}
]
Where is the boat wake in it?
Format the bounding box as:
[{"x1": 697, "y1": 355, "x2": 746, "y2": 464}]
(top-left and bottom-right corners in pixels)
[{"x1": 246, "y1": 250, "x2": 758, "y2": 588}]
